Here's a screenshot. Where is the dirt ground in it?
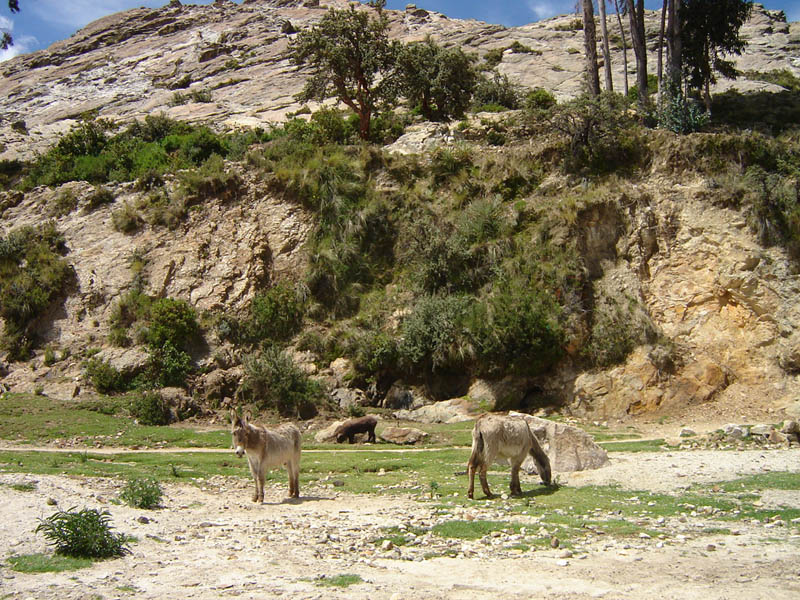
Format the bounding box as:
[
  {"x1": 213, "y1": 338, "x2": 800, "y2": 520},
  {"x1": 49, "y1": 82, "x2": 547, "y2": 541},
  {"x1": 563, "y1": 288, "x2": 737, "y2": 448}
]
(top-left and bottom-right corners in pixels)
[{"x1": 1, "y1": 443, "x2": 799, "y2": 600}]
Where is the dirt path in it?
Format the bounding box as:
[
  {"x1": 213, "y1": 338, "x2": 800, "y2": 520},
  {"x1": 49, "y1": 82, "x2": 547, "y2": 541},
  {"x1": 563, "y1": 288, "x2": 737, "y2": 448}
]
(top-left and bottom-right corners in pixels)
[{"x1": 1, "y1": 448, "x2": 799, "y2": 600}]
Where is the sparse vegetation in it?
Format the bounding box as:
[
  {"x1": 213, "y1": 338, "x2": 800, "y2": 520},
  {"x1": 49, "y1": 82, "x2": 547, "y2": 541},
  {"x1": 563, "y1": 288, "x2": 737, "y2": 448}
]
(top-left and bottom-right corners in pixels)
[
  {"x1": 119, "y1": 476, "x2": 163, "y2": 508},
  {"x1": 36, "y1": 507, "x2": 130, "y2": 559}
]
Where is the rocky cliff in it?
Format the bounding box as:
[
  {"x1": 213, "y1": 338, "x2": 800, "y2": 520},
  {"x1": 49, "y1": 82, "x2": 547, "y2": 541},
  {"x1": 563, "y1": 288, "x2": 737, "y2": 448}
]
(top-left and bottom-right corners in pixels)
[
  {"x1": 1, "y1": 0, "x2": 799, "y2": 425},
  {"x1": 1, "y1": 0, "x2": 798, "y2": 158}
]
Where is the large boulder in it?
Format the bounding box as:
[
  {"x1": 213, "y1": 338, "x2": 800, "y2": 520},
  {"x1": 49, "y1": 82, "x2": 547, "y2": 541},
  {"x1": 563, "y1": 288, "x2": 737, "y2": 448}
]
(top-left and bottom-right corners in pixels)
[
  {"x1": 508, "y1": 412, "x2": 609, "y2": 473},
  {"x1": 394, "y1": 398, "x2": 474, "y2": 423},
  {"x1": 379, "y1": 426, "x2": 429, "y2": 445},
  {"x1": 315, "y1": 420, "x2": 344, "y2": 443},
  {"x1": 330, "y1": 387, "x2": 370, "y2": 410}
]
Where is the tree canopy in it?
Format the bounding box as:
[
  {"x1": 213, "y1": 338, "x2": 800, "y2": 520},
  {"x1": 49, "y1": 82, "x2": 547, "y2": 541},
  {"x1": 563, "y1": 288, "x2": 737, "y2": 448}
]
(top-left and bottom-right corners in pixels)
[
  {"x1": 2, "y1": 1, "x2": 21, "y2": 50},
  {"x1": 681, "y1": 0, "x2": 753, "y2": 106},
  {"x1": 396, "y1": 38, "x2": 477, "y2": 121},
  {"x1": 289, "y1": 3, "x2": 398, "y2": 140}
]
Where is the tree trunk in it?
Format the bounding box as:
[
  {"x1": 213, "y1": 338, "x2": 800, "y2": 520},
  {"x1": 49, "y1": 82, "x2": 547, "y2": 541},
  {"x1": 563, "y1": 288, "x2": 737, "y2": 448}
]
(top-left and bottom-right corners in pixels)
[
  {"x1": 583, "y1": 0, "x2": 601, "y2": 96},
  {"x1": 598, "y1": 0, "x2": 613, "y2": 91},
  {"x1": 625, "y1": 0, "x2": 648, "y2": 107},
  {"x1": 614, "y1": 0, "x2": 629, "y2": 95},
  {"x1": 657, "y1": 0, "x2": 667, "y2": 108},
  {"x1": 358, "y1": 108, "x2": 371, "y2": 140},
  {"x1": 666, "y1": 0, "x2": 681, "y2": 86}
]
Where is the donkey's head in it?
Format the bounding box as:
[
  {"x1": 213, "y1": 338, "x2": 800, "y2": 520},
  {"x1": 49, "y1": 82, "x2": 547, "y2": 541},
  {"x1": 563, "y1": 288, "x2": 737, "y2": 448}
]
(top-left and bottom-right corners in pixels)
[{"x1": 231, "y1": 410, "x2": 249, "y2": 457}]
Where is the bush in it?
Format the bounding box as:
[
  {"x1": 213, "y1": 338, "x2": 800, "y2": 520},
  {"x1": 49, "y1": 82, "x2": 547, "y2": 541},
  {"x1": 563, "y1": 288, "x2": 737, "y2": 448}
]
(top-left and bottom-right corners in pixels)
[
  {"x1": 241, "y1": 346, "x2": 323, "y2": 418},
  {"x1": 657, "y1": 80, "x2": 709, "y2": 134},
  {"x1": 177, "y1": 154, "x2": 243, "y2": 204},
  {"x1": 0, "y1": 222, "x2": 74, "y2": 360},
  {"x1": 244, "y1": 282, "x2": 305, "y2": 344},
  {"x1": 525, "y1": 87, "x2": 557, "y2": 111},
  {"x1": 85, "y1": 359, "x2": 128, "y2": 394},
  {"x1": 119, "y1": 477, "x2": 163, "y2": 509},
  {"x1": 584, "y1": 293, "x2": 657, "y2": 368},
  {"x1": 83, "y1": 186, "x2": 115, "y2": 213},
  {"x1": 145, "y1": 341, "x2": 193, "y2": 388},
  {"x1": 472, "y1": 72, "x2": 522, "y2": 110},
  {"x1": 36, "y1": 508, "x2": 129, "y2": 559},
  {"x1": 145, "y1": 297, "x2": 198, "y2": 349},
  {"x1": 129, "y1": 391, "x2": 171, "y2": 425}
]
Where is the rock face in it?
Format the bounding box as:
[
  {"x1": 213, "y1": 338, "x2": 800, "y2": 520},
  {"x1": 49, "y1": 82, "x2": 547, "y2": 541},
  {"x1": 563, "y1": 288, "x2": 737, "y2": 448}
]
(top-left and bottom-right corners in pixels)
[{"x1": 0, "y1": 1, "x2": 797, "y2": 159}]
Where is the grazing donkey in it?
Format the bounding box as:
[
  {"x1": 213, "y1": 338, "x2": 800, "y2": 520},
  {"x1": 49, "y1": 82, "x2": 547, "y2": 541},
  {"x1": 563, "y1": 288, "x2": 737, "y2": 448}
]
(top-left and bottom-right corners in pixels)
[
  {"x1": 230, "y1": 411, "x2": 301, "y2": 502},
  {"x1": 467, "y1": 413, "x2": 552, "y2": 499},
  {"x1": 334, "y1": 415, "x2": 378, "y2": 444}
]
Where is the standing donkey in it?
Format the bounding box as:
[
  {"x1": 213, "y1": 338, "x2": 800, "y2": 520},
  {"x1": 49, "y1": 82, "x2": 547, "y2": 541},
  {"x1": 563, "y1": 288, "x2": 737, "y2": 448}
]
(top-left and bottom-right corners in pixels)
[{"x1": 230, "y1": 411, "x2": 301, "y2": 502}]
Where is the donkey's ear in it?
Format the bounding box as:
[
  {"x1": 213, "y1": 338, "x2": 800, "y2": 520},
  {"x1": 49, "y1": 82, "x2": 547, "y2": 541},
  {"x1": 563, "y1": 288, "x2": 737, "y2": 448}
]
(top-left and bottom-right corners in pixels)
[
  {"x1": 244, "y1": 410, "x2": 253, "y2": 424},
  {"x1": 230, "y1": 409, "x2": 240, "y2": 426}
]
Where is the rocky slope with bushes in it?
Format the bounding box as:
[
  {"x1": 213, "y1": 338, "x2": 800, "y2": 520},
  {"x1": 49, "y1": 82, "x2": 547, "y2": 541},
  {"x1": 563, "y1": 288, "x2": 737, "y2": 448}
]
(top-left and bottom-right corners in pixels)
[{"x1": 1, "y1": 0, "x2": 799, "y2": 427}]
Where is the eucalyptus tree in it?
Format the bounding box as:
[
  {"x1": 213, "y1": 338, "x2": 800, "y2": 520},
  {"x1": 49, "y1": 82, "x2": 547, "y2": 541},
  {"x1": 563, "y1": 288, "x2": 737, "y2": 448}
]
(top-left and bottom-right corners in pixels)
[{"x1": 582, "y1": 0, "x2": 600, "y2": 96}]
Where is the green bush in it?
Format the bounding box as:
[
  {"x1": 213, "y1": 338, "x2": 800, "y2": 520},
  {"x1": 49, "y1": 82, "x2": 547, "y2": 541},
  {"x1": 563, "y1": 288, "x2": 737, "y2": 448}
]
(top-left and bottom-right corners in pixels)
[
  {"x1": 35, "y1": 508, "x2": 130, "y2": 559},
  {"x1": 83, "y1": 186, "x2": 115, "y2": 213},
  {"x1": 119, "y1": 477, "x2": 163, "y2": 509},
  {"x1": 241, "y1": 346, "x2": 323, "y2": 418},
  {"x1": 472, "y1": 72, "x2": 522, "y2": 110},
  {"x1": 525, "y1": 87, "x2": 557, "y2": 111},
  {"x1": 584, "y1": 293, "x2": 656, "y2": 368},
  {"x1": 145, "y1": 297, "x2": 198, "y2": 349},
  {"x1": 177, "y1": 154, "x2": 242, "y2": 204},
  {"x1": 244, "y1": 282, "x2": 305, "y2": 344},
  {"x1": 85, "y1": 359, "x2": 129, "y2": 394},
  {"x1": 0, "y1": 222, "x2": 74, "y2": 360},
  {"x1": 145, "y1": 341, "x2": 193, "y2": 388},
  {"x1": 129, "y1": 391, "x2": 171, "y2": 425}
]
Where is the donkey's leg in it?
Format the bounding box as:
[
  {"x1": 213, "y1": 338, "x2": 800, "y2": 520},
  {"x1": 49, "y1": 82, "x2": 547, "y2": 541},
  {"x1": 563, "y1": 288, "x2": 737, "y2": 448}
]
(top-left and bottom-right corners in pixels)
[
  {"x1": 257, "y1": 461, "x2": 267, "y2": 503},
  {"x1": 479, "y1": 464, "x2": 494, "y2": 498},
  {"x1": 467, "y1": 461, "x2": 477, "y2": 499},
  {"x1": 247, "y1": 455, "x2": 260, "y2": 502},
  {"x1": 509, "y1": 459, "x2": 523, "y2": 496},
  {"x1": 288, "y1": 460, "x2": 300, "y2": 498}
]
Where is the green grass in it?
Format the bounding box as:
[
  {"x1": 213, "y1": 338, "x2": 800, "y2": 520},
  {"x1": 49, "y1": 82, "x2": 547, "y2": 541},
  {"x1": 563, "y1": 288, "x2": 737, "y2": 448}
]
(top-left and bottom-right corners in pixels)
[
  {"x1": 708, "y1": 472, "x2": 800, "y2": 492},
  {"x1": 313, "y1": 574, "x2": 364, "y2": 588},
  {"x1": 5, "y1": 553, "x2": 93, "y2": 573},
  {"x1": 432, "y1": 519, "x2": 521, "y2": 539},
  {"x1": 599, "y1": 439, "x2": 669, "y2": 453},
  {"x1": 3, "y1": 481, "x2": 36, "y2": 492}
]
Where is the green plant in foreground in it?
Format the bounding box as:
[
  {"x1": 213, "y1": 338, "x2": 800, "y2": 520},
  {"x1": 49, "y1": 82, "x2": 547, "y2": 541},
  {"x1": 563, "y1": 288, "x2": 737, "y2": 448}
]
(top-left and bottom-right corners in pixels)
[
  {"x1": 36, "y1": 507, "x2": 130, "y2": 558},
  {"x1": 6, "y1": 553, "x2": 92, "y2": 573},
  {"x1": 119, "y1": 477, "x2": 163, "y2": 509}
]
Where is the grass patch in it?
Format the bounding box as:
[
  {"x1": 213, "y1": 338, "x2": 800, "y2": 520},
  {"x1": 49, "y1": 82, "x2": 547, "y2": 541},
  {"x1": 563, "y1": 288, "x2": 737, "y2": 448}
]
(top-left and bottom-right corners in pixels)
[
  {"x1": 5, "y1": 481, "x2": 37, "y2": 492},
  {"x1": 313, "y1": 573, "x2": 364, "y2": 588},
  {"x1": 708, "y1": 472, "x2": 800, "y2": 492},
  {"x1": 599, "y1": 439, "x2": 669, "y2": 453},
  {"x1": 6, "y1": 553, "x2": 93, "y2": 573},
  {"x1": 432, "y1": 519, "x2": 520, "y2": 540}
]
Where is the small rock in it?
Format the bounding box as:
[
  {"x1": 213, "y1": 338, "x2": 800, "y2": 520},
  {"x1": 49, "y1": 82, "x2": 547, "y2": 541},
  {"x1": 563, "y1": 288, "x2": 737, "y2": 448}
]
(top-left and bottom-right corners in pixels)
[
  {"x1": 46, "y1": 497, "x2": 57, "y2": 506},
  {"x1": 137, "y1": 516, "x2": 150, "y2": 524},
  {"x1": 550, "y1": 536, "x2": 559, "y2": 548},
  {"x1": 706, "y1": 544, "x2": 716, "y2": 552}
]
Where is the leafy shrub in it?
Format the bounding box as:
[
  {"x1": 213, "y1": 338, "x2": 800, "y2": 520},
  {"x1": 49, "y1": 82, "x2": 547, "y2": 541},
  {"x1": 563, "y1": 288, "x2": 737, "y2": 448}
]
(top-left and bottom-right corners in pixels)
[
  {"x1": 177, "y1": 154, "x2": 242, "y2": 204},
  {"x1": 741, "y1": 166, "x2": 800, "y2": 258},
  {"x1": 525, "y1": 87, "x2": 557, "y2": 111},
  {"x1": 111, "y1": 202, "x2": 143, "y2": 234},
  {"x1": 0, "y1": 222, "x2": 74, "y2": 360},
  {"x1": 36, "y1": 508, "x2": 129, "y2": 559},
  {"x1": 483, "y1": 48, "x2": 504, "y2": 69},
  {"x1": 548, "y1": 92, "x2": 648, "y2": 175},
  {"x1": 584, "y1": 293, "x2": 657, "y2": 368},
  {"x1": 472, "y1": 72, "x2": 522, "y2": 110},
  {"x1": 241, "y1": 346, "x2": 323, "y2": 418},
  {"x1": 144, "y1": 340, "x2": 193, "y2": 388},
  {"x1": 145, "y1": 297, "x2": 198, "y2": 349},
  {"x1": 49, "y1": 189, "x2": 79, "y2": 217},
  {"x1": 397, "y1": 294, "x2": 474, "y2": 373},
  {"x1": 119, "y1": 477, "x2": 162, "y2": 509},
  {"x1": 129, "y1": 391, "x2": 171, "y2": 425},
  {"x1": 108, "y1": 289, "x2": 151, "y2": 347},
  {"x1": 85, "y1": 359, "x2": 128, "y2": 394},
  {"x1": 244, "y1": 282, "x2": 305, "y2": 344},
  {"x1": 656, "y1": 80, "x2": 709, "y2": 134}
]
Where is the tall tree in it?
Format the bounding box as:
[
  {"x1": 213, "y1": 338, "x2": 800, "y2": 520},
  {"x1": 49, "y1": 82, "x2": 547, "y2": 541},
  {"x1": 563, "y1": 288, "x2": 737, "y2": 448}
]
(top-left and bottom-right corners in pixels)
[
  {"x1": 625, "y1": 0, "x2": 648, "y2": 107},
  {"x1": 666, "y1": 0, "x2": 681, "y2": 85},
  {"x1": 598, "y1": 0, "x2": 613, "y2": 91},
  {"x1": 681, "y1": 0, "x2": 753, "y2": 109},
  {"x1": 2, "y1": 1, "x2": 21, "y2": 50},
  {"x1": 613, "y1": 0, "x2": 629, "y2": 95},
  {"x1": 289, "y1": 2, "x2": 398, "y2": 140},
  {"x1": 583, "y1": 0, "x2": 601, "y2": 96}
]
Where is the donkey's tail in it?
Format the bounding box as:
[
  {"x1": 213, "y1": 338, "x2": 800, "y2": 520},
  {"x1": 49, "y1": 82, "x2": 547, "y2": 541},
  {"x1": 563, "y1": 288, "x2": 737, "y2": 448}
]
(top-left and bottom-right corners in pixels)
[
  {"x1": 527, "y1": 425, "x2": 552, "y2": 485},
  {"x1": 467, "y1": 430, "x2": 484, "y2": 468}
]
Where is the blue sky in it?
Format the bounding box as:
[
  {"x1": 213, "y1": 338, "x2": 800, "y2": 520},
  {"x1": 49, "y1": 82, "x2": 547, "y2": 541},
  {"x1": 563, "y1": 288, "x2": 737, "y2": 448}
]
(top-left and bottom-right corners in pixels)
[{"x1": 2, "y1": 1, "x2": 799, "y2": 61}]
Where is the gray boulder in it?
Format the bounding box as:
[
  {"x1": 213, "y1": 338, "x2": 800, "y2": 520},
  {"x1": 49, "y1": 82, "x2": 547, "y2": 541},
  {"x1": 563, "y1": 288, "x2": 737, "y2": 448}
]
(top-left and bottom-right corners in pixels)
[
  {"x1": 394, "y1": 398, "x2": 474, "y2": 424},
  {"x1": 379, "y1": 427, "x2": 429, "y2": 445},
  {"x1": 508, "y1": 412, "x2": 609, "y2": 473}
]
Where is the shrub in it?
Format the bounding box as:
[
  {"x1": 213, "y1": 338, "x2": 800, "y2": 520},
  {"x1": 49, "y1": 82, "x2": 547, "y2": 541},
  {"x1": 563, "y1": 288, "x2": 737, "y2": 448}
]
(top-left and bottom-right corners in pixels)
[
  {"x1": 656, "y1": 80, "x2": 709, "y2": 134},
  {"x1": 177, "y1": 154, "x2": 242, "y2": 204},
  {"x1": 84, "y1": 359, "x2": 128, "y2": 394},
  {"x1": 483, "y1": 47, "x2": 504, "y2": 69},
  {"x1": 111, "y1": 203, "x2": 143, "y2": 234},
  {"x1": 119, "y1": 477, "x2": 163, "y2": 509},
  {"x1": 0, "y1": 222, "x2": 74, "y2": 360},
  {"x1": 244, "y1": 282, "x2": 305, "y2": 344},
  {"x1": 472, "y1": 72, "x2": 522, "y2": 110},
  {"x1": 584, "y1": 293, "x2": 657, "y2": 368},
  {"x1": 145, "y1": 297, "x2": 198, "y2": 349},
  {"x1": 129, "y1": 391, "x2": 171, "y2": 425},
  {"x1": 525, "y1": 87, "x2": 557, "y2": 111},
  {"x1": 35, "y1": 508, "x2": 130, "y2": 559},
  {"x1": 241, "y1": 346, "x2": 323, "y2": 418},
  {"x1": 83, "y1": 186, "x2": 115, "y2": 213},
  {"x1": 145, "y1": 341, "x2": 193, "y2": 388}
]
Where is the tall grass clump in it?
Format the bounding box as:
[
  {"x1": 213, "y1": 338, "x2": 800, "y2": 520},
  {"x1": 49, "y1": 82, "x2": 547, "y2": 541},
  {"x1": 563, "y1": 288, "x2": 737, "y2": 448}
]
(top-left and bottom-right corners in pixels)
[{"x1": 36, "y1": 508, "x2": 130, "y2": 559}]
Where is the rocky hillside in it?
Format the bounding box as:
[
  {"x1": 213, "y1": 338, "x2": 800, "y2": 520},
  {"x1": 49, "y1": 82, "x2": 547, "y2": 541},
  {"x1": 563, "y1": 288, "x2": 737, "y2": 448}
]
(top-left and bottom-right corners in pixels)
[
  {"x1": 1, "y1": 0, "x2": 799, "y2": 426},
  {"x1": 0, "y1": 0, "x2": 798, "y2": 158}
]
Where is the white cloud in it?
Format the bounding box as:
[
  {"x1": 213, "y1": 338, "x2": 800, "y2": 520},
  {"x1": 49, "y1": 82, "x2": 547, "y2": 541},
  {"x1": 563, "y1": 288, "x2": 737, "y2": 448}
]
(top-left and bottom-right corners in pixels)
[
  {"x1": 525, "y1": 1, "x2": 575, "y2": 21},
  {"x1": 0, "y1": 34, "x2": 39, "y2": 62}
]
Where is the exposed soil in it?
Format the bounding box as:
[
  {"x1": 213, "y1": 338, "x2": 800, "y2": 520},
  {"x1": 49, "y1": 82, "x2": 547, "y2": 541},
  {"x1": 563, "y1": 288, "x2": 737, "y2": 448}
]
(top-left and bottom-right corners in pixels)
[{"x1": 1, "y1": 444, "x2": 799, "y2": 600}]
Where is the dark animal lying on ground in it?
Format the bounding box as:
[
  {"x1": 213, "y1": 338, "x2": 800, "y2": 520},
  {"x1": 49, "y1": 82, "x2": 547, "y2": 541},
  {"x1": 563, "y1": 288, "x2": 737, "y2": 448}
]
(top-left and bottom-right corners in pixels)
[
  {"x1": 467, "y1": 413, "x2": 552, "y2": 499},
  {"x1": 335, "y1": 415, "x2": 378, "y2": 444}
]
